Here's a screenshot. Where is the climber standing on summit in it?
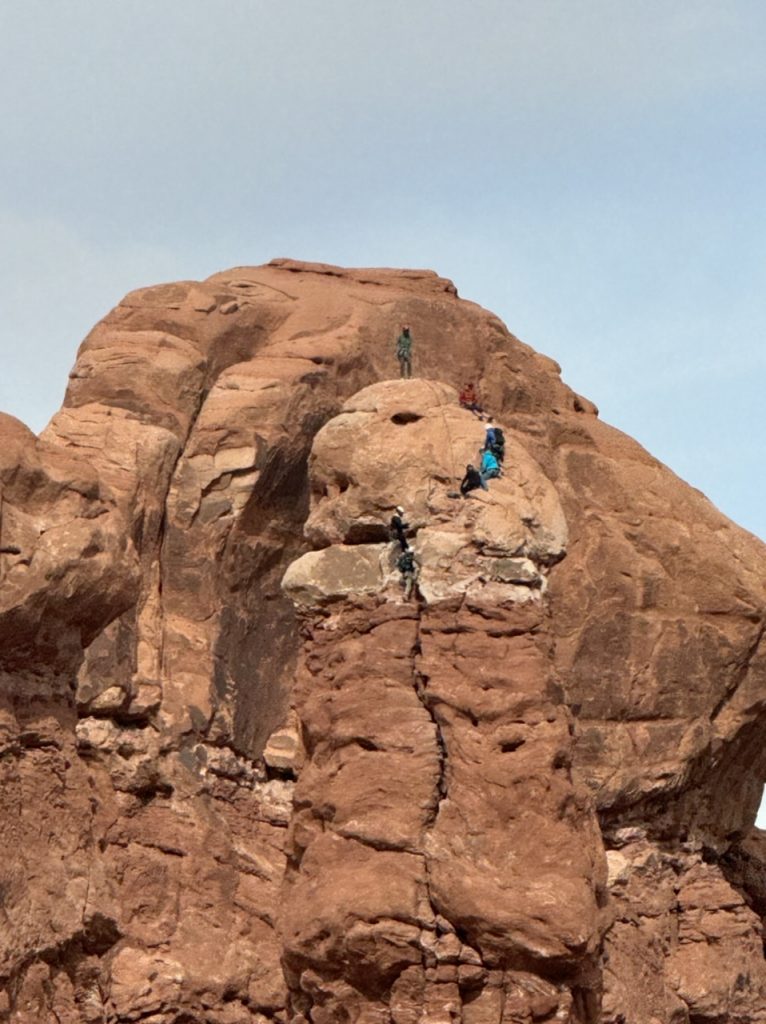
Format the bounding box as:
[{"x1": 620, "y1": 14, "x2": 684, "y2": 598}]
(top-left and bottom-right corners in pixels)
[{"x1": 396, "y1": 325, "x2": 413, "y2": 379}]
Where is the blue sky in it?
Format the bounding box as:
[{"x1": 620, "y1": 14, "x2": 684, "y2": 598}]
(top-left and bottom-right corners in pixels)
[{"x1": 2, "y1": 1, "x2": 764, "y2": 810}]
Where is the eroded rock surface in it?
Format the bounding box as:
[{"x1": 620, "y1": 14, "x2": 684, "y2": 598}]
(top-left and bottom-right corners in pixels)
[{"x1": 1, "y1": 259, "x2": 765, "y2": 1023}]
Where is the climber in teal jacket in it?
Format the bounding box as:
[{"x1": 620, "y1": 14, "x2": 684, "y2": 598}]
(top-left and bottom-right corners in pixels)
[{"x1": 480, "y1": 448, "x2": 501, "y2": 482}]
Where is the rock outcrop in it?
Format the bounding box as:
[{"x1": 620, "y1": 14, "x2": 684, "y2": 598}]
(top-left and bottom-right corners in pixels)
[{"x1": 1, "y1": 259, "x2": 765, "y2": 1023}]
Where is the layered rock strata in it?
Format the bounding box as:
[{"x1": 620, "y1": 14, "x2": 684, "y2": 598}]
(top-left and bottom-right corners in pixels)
[{"x1": 0, "y1": 259, "x2": 765, "y2": 1023}]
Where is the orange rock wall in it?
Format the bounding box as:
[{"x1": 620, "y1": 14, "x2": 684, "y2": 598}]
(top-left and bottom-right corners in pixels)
[{"x1": 0, "y1": 260, "x2": 765, "y2": 1023}]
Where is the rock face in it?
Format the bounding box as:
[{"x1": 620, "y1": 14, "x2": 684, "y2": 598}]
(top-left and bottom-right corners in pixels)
[{"x1": 1, "y1": 258, "x2": 765, "y2": 1023}]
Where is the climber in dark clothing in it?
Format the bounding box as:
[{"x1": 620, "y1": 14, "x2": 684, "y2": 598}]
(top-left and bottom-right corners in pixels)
[
  {"x1": 397, "y1": 546, "x2": 419, "y2": 601},
  {"x1": 490, "y1": 425, "x2": 506, "y2": 463},
  {"x1": 460, "y1": 463, "x2": 487, "y2": 496},
  {"x1": 396, "y1": 325, "x2": 413, "y2": 379},
  {"x1": 390, "y1": 505, "x2": 409, "y2": 550}
]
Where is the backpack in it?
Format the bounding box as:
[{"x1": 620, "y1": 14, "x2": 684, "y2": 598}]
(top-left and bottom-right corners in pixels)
[
  {"x1": 493, "y1": 427, "x2": 505, "y2": 446},
  {"x1": 398, "y1": 551, "x2": 415, "y2": 573}
]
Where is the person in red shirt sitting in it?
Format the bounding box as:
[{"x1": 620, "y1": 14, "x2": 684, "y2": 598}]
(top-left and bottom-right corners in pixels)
[{"x1": 458, "y1": 382, "x2": 484, "y2": 418}]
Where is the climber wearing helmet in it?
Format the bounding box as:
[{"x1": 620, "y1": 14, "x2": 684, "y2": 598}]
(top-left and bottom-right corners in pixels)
[
  {"x1": 396, "y1": 325, "x2": 413, "y2": 379},
  {"x1": 390, "y1": 505, "x2": 410, "y2": 551}
]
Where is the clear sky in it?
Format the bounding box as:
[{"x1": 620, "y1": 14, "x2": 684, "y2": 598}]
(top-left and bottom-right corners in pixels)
[{"x1": 2, "y1": 3, "x2": 765, "y2": 813}]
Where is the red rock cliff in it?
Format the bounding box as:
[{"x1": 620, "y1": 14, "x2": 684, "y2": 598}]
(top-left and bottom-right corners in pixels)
[{"x1": 1, "y1": 260, "x2": 765, "y2": 1023}]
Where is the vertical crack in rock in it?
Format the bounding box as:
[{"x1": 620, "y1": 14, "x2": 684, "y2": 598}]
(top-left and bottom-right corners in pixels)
[
  {"x1": 413, "y1": 617, "x2": 450, "y2": 828},
  {"x1": 411, "y1": 603, "x2": 452, "y2": 959}
]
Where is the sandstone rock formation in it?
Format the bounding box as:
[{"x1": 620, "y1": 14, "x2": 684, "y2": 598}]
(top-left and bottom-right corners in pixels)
[{"x1": 1, "y1": 259, "x2": 765, "y2": 1023}]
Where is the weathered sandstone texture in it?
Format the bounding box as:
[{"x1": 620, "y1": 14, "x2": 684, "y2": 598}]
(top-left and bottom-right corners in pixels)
[{"x1": 1, "y1": 259, "x2": 765, "y2": 1023}]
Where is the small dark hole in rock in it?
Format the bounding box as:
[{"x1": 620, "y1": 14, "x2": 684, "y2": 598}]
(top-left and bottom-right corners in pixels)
[
  {"x1": 500, "y1": 738, "x2": 526, "y2": 753},
  {"x1": 391, "y1": 412, "x2": 423, "y2": 425}
]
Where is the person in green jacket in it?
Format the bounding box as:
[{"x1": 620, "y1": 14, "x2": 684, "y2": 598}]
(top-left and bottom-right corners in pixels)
[
  {"x1": 397, "y1": 545, "x2": 419, "y2": 600},
  {"x1": 396, "y1": 325, "x2": 413, "y2": 378}
]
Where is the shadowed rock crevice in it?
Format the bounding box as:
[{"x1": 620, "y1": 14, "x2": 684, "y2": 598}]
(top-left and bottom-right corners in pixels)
[
  {"x1": 721, "y1": 829, "x2": 766, "y2": 944},
  {"x1": 215, "y1": 445, "x2": 314, "y2": 759}
]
